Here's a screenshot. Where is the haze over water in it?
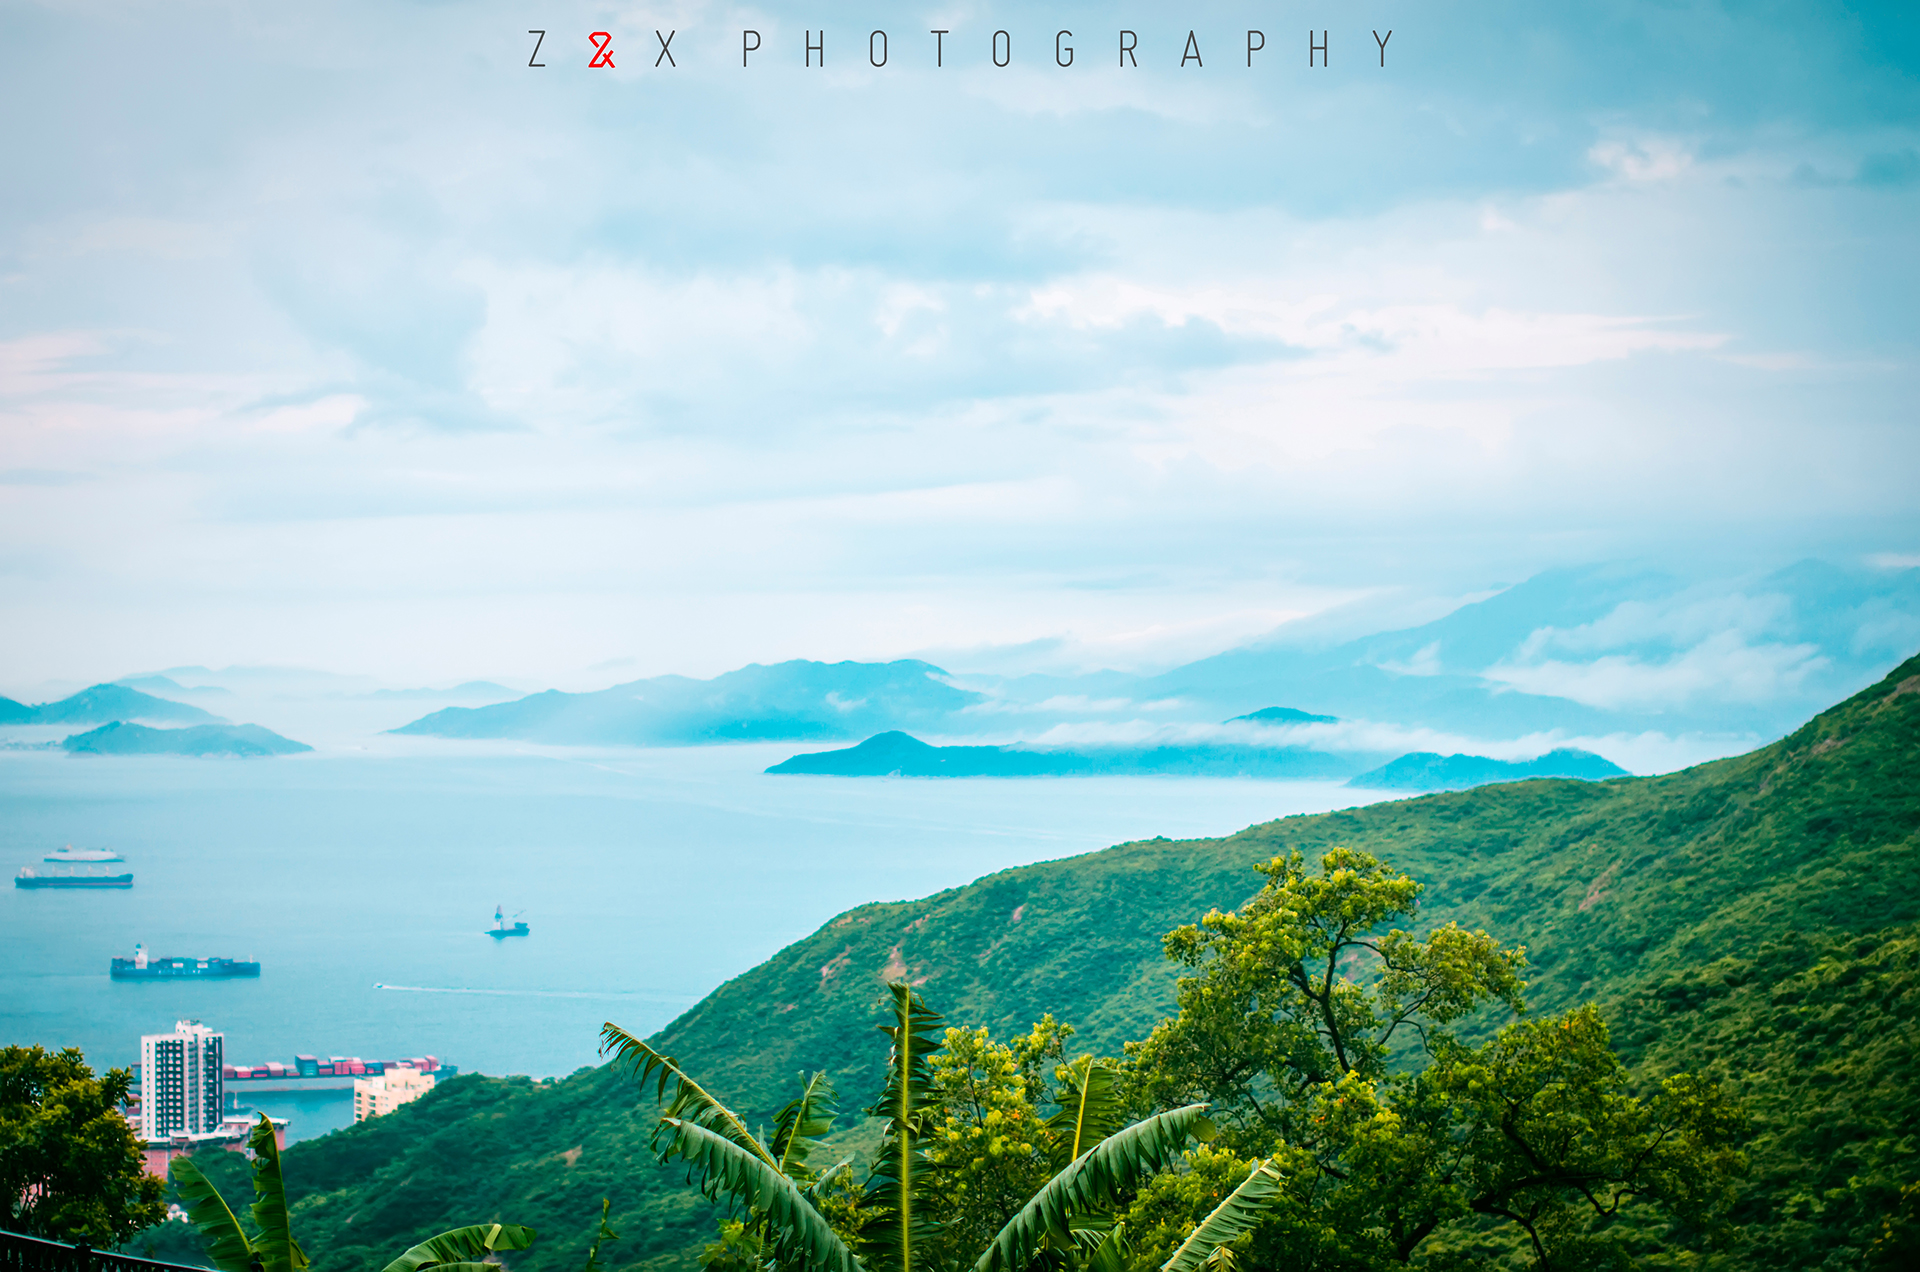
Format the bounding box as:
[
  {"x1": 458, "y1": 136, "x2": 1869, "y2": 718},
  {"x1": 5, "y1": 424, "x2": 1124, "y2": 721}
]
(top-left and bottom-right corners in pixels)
[{"x1": 1, "y1": 743, "x2": 1383, "y2": 1136}]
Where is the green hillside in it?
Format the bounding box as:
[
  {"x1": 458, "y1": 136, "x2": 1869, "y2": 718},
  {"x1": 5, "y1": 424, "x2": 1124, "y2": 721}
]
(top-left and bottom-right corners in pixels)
[{"x1": 131, "y1": 653, "x2": 1920, "y2": 1272}]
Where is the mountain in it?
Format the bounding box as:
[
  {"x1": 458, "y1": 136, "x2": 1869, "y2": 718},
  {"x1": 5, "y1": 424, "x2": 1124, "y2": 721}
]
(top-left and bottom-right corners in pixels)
[
  {"x1": 1226, "y1": 706, "x2": 1339, "y2": 724},
  {"x1": 141, "y1": 653, "x2": 1919, "y2": 1272},
  {"x1": 766, "y1": 731, "x2": 1366, "y2": 779},
  {"x1": 390, "y1": 660, "x2": 983, "y2": 745},
  {"x1": 0, "y1": 683, "x2": 224, "y2": 726},
  {"x1": 1346, "y1": 747, "x2": 1629, "y2": 791},
  {"x1": 115, "y1": 674, "x2": 232, "y2": 696},
  {"x1": 370, "y1": 561, "x2": 1920, "y2": 754},
  {"x1": 981, "y1": 558, "x2": 1920, "y2": 738},
  {"x1": 61, "y1": 722, "x2": 311, "y2": 757}
]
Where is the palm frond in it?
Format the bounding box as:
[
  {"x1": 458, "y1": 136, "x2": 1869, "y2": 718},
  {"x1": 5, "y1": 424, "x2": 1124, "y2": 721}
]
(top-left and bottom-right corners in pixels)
[
  {"x1": 772, "y1": 1071, "x2": 840, "y2": 1180},
  {"x1": 245, "y1": 1115, "x2": 308, "y2": 1272},
  {"x1": 379, "y1": 1222, "x2": 538, "y2": 1272},
  {"x1": 973, "y1": 1105, "x2": 1215, "y2": 1272},
  {"x1": 659, "y1": 1117, "x2": 862, "y2": 1272},
  {"x1": 169, "y1": 1157, "x2": 254, "y2": 1272},
  {"x1": 1158, "y1": 1159, "x2": 1284, "y2": 1272},
  {"x1": 600, "y1": 1021, "x2": 775, "y2": 1167},
  {"x1": 859, "y1": 983, "x2": 946, "y2": 1272},
  {"x1": 1045, "y1": 1059, "x2": 1126, "y2": 1170}
]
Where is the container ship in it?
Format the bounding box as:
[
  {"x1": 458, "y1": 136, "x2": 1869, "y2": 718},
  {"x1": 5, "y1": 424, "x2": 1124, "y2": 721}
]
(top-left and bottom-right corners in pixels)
[
  {"x1": 111, "y1": 944, "x2": 260, "y2": 979},
  {"x1": 17, "y1": 865, "x2": 133, "y2": 889},
  {"x1": 224, "y1": 1054, "x2": 456, "y2": 1090},
  {"x1": 230, "y1": 1054, "x2": 451, "y2": 1080}
]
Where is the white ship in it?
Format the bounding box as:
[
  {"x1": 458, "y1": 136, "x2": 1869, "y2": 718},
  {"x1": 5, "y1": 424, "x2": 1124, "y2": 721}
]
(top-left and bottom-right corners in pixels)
[{"x1": 45, "y1": 844, "x2": 126, "y2": 864}]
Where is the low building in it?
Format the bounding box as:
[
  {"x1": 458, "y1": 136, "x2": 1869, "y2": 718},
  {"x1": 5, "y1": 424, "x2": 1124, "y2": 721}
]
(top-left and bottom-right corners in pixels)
[{"x1": 352, "y1": 1065, "x2": 434, "y2": 1121}]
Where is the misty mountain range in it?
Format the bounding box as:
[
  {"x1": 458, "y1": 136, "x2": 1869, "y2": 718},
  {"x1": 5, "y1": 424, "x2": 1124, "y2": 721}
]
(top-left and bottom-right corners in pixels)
[{"x1": 386, "y1": 559, "x2": 1920, "y2": 761}]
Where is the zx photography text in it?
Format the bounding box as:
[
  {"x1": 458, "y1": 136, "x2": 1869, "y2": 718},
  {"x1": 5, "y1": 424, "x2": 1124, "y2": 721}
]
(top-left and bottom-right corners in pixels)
[{"x1": 526, "y1": 26, "x2": 1396, "y2": 71}]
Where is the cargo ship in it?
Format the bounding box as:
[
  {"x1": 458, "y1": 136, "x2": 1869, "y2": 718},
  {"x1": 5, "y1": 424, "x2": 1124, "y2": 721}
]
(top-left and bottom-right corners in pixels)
[
  {"x1": 17, "y1": 865, "x2": 133, "y2": 889},
  {"x1": 488, "y1": 905, "x2": 530, "y2": 939},
  {"x1": 111, "y1": 944, "x2": 260, "y2": 979},
  {"x1": 46, "y1": 844, "x2": 126, "y2": 863},
  {"x1": 226, "y1": 1054, "x2": 453, "y2": 1082}
]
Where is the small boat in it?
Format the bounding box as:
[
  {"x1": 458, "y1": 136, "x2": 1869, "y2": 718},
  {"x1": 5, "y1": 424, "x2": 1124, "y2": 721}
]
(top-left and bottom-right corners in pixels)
[
  {"x1": 488, "y1": 905, "x2": 530, "y2": 939},
  {"x1": 45, "y1": 844, "x2": 125, "y2": 864}
]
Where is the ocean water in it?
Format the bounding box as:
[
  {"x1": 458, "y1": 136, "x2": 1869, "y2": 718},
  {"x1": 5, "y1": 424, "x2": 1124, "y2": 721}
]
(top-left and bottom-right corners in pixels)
[{"x1": 0, "y1": 743, "x2": 1380, "y2": 1141}]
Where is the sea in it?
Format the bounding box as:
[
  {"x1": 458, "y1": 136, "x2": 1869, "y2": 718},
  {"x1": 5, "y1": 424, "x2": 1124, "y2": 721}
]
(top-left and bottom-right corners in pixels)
[{"x1": 0, "y1": 739, "x2": 1384, "y2": 1142}]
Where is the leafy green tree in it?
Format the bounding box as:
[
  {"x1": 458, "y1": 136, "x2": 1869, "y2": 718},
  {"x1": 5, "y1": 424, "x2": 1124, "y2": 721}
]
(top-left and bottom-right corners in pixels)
[
  {"x1": 173, "y1": 1113, "x2": 537, "y2": 1272},
  {"x1": 0, "y1": 1044, "x2": 165, "y2": 1245},
  {"x1": 1123, "y1": 849, "x2": 1745, "y2": 1269}
]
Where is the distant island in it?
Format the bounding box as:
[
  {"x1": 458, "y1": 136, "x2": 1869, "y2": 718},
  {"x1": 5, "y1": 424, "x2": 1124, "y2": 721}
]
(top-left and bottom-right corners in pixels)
[
  {"x1": 61, "y1": 722, "x2": 312, "y2": 758},
  {"x1": 391, "y1": 660, "x2": 984, "y2": 746},
  {"x1": 0, "y1": 683, "x2": 224, "y2": 726},
  {"x1": 1227, "y1": 706, "x2": 1340, "y2": 724},
  {"x1": 766, "y1": 731, "x2": 1368, "y2": 779},
  {"x1": 1346, "y1": 748, "x2": 1627, "y2": 792}
]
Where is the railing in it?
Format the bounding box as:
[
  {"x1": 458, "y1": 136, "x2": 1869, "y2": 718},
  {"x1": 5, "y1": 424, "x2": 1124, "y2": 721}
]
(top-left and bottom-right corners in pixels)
[{"x1": 0, "y1": 1231, "x2": 209, "y2": 1272}]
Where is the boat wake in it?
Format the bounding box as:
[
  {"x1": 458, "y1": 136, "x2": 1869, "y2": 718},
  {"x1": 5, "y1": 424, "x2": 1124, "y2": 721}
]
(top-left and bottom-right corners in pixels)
[{"x1": 372, "y1": 982, "x2": 694, "y2": 1003}]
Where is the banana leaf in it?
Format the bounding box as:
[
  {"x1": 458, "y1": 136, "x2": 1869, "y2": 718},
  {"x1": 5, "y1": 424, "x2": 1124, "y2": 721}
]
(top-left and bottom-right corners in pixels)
[
  {"x1": 1084, "y1": 1224, "x2": 1130, "y2": 1272},
  {"x1": 1046, "y1": 1060, "x2": 1126, "y2": 1169},
  {"x1": 169, "y1": 1156, "x2": 254, "y2": 1272},
  {"x1": 600, "y1": 1022, "x2": 774, "y2": 1167},
  {"x1": 973, "y1": 1105, "x2": 1216, "y2": 1272},
  {"x1": 658, "y1": 1117, "x2": 862, "y2": 1272},
  {"x1": 859, "y1": 984, "x2": 946, "y2": 1272},
  {"x1": 1159, "y1": 1159, "x2": 1284, "y2": 1272},
  {"x1": 771, "y1": 1071, "x2": 840, "y2": 1180},
  {"x1": 245, "y1": 1114, "x2": 308, "y2": 1272},
  {"x1": 380, "y1": 1222, "x2": 538, "y2": 1272}
]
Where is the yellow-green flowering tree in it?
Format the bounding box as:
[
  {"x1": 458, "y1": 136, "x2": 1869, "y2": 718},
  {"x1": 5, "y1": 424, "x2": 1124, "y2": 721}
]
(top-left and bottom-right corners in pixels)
[{"x1": 1123, "y1": 849, "x2": 1746, "y2": 1269}]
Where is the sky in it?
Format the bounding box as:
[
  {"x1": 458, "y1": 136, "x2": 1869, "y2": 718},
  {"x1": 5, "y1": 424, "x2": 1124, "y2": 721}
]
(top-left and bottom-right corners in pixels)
[{"x1": 2, "y1": 0, "x2": 1917, "y2": 689}]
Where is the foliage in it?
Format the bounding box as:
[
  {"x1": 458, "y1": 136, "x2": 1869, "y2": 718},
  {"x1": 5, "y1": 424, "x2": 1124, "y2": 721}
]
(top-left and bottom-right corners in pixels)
[
  {"x1": 1158, "y1": 1157, "x2": 1285, "y2": 1272},
  {"x1": 612, "y1": 988, "x2": 1229, "y2": 1272},
  {"x1": 1611, "y1": 924, "x2": 1920, "y2": 1269},
  {"x1": 1127, "y1": 847, "x2": 1526, "y2": 1152},
  {"x1": 1117, "y1": 851, "x2": 1744, "y2": 1269},
  {"x1": 921, "y1": 1025, "x2": 1054, "y2": 1263},
  {"x1": 172, "y1": 1115, "x2": 536, "y2": 1272},
  {"x1": 968, "y1": 1103, "x2": 1214, "y2": 1272},
  {"x1": 380, "y1": 1222, "x2": 539, "y2": 1272},
  {"x1": 858, "y1": 984, "x2": 948, "y2": 1272},
  {"x1": 0, "y1": 1044, "x2": 165, "y2": 1246},
  {"x1": 121, "y1": 652, "x2": 1920, "y2": 1272},
  {"x1": 171, "y1": 1115, "x2": 313, "y2": 1272}
]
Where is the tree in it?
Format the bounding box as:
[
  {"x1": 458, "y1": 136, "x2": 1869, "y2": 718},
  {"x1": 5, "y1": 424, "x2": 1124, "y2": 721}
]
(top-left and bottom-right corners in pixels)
[
  {"x1": 0, "y1": 1044, "x2": 165, "y2": 1245},
  {"x1": 602, "y1": 986, "x2": 1241, "y2": 1272},
  {"x1": 1122, "y1": 849, "x2": 1745, "y2": 1269},
  {"x1": 173, "y1": 1113, "x2": 537, "y2": 1272}
]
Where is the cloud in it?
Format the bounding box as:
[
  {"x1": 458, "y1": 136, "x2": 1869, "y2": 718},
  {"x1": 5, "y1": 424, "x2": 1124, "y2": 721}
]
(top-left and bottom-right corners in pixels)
[
  {"x1": 0, "y1": 0, "x2": 1916, "y2": 686},
  {"x1": 1589, "y1": 139, "x2": 1694, "y2": 182},
  {"x1": 1485, "y1": 632, "x2": 1830, "y2": 711}
]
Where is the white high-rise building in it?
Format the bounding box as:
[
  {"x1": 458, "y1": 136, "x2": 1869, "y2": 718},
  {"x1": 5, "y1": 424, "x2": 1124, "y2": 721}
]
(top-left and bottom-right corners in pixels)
[{"x1": 139, "y1": 1020, "x2": 224, "y2": 1138}]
